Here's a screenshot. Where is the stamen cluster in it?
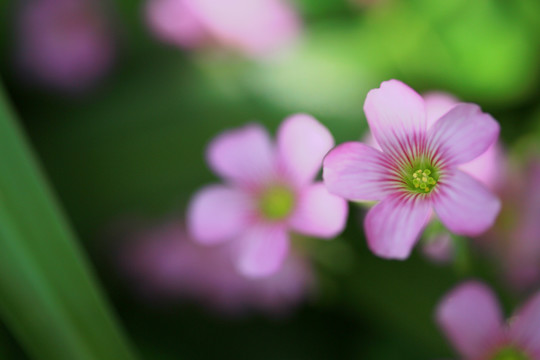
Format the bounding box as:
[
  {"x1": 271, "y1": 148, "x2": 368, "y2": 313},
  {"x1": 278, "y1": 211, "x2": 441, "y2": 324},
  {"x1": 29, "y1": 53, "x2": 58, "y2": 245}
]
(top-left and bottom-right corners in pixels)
[{"x1": 412, "y1": 169, "x2": 437, "y2": 193}]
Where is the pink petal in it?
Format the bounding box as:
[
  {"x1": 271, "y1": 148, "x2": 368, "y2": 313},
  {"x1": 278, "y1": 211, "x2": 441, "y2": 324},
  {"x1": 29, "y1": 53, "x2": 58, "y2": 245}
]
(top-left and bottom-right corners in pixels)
[
  {"x1": 289, "y1": 182, "x2": 348, "y2": 238},
  {"x1": 423, "y1": 92, "x2": 459, "y2": 129},
  {"x1": 364, "y1": 194, "x2": 431, "y2": 259},
  {"x1": 187, "y1": 185, "x2": 254, "y2": 245},
  {"x1": 234, "y1": 224, "x2": 289, "y2": 278},
  {"x1": 277, "y1": 114, "x2": 335, "y2": 186},
  {"x1": 323, "y1": 142, "x2": 396, "y2": 201},
  {"x1": 206, "y1": 123, "x2": 275, "y2": 188},
  {"x1": 433, "y1": 170, "x2": 501, "y2": 236},
  {"x1": 363, "y1": 79, "x2": 427, "y2": 162},
  {"x1": 436, "y1": 281, "x2": 506, "y2": 359},
  {"x1": 510, "y1": 291, "x2": 540, "y2": 357},
  {"x1": 427, "y1": 104, "x2": 500, "y2": 167}
]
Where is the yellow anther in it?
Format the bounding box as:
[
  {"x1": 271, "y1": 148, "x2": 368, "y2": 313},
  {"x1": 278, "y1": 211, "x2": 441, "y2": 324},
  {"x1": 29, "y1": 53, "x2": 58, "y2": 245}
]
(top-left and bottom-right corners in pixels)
[{"x1": 411, "y1": 168, "x2": 438, "y2": 193}]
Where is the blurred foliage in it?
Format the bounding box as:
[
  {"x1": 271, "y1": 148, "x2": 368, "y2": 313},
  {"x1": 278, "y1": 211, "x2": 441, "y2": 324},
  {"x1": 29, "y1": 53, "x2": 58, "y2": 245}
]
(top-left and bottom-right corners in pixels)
[{"x1": 1, "y1": 0, "x2": 540, "y2": 359}]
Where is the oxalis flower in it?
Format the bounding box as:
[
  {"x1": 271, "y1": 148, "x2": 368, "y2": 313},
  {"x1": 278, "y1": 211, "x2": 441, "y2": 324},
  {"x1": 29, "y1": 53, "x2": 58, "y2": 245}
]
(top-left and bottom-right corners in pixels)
[
  {"x1": 323, "y1": 80, "x2": 501, "y2": 259},
  {"x1": 437, "y1": 281, "x2": 540, "y2": 360},
  {"x1": 188, "y1": 115, "x2": 348, "y2": 278}
]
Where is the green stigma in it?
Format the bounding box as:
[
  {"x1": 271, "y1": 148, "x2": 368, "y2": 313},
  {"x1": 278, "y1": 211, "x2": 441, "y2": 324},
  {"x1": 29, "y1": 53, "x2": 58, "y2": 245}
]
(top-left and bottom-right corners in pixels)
[
  {"x1": 490, "y1": 347, "x2": 531, "y2": 360},
  {"x1": 259, "y1": 186, "x2": 295, "y2": 220}
]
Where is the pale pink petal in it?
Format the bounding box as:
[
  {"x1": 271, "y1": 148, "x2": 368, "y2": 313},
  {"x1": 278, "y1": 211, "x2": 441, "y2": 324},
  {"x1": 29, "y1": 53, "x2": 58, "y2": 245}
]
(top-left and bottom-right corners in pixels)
[
  {"x1": 436, "y1": 281, "x2": 505, "y2": 359},
  {"x1": 433, "y1": 171, "x2": 501, "y2": 236},
  {"x1": 289, "y1": 182, "x2": 348, "y2": 238},
  {"x1": 185, "y1": 0, "x2": 299, "y2": 57},
  {"x1": 277, "y1": 114, "x2": 334, "y2": 186},
  {"x1": 423, "y1": 92, "x2": 459, "y2": 129},
  {"x1": 363, "y1": 79, "x2": 427, "y2": 161},
  {"x1": 427, "y1": 104, "x2": 500, "y2": 167},
  {"x1": 361, "y1": 92, "x2": 458, "y2": 150},
  {"x1": 510, "y1": 291, "x2": 540, "y2": 357},
  {"x1": 234, "y1": 224, "x2": 289, "y2": 278},
  {"x1": 206, "y1": 124, "x2": 275, "y2": 188},
  {"x1": 187, "y1": 185, "x2": 254, "y2": 245},
  {"x1": 364, "y1": 194, "x2": 431, "y2": 259},
  {"x1": 323, "y1": 142, "x2": 396, "y2": 201}
]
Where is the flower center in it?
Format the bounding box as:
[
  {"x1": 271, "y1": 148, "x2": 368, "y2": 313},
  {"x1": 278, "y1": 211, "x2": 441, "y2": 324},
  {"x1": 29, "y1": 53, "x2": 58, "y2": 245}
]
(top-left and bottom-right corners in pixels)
[
  {"x1": 490, "y1": 347, "x2": 531, "y2": 360},
  {"x1": 258, "y1": 186, "x2": 295, "y2": 220},
  {"x1": 412, "y1": 168, "x2": 438, "y2": 193}
]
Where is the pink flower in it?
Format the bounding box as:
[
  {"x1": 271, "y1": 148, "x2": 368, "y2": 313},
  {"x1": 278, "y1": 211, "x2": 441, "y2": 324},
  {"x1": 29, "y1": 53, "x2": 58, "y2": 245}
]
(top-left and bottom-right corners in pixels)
[
  {"x1": 323, "y1": 80, "x2": 501, "y2": 259},
  {"x1": 145, "y1": 0, "x2": 300, "y2": 57},
  {"x1": 436, "y1": 281, "x2": 540, "y2": 359},
  {"x1": 119, "y1": 220, "x2": 313, "y2": 315},
  {"x1": 188, "y1": 114, "x2": 348, "y2": 278},
  {"x1": 16, "y1": 0, "x2": 115, "y2": 91}
]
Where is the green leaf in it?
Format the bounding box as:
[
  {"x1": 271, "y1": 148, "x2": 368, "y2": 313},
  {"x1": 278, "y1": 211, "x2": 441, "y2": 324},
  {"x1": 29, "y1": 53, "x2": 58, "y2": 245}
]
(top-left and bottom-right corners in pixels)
[{"x1": 0, "y1": 83, "x2": 138, "y2": 360}]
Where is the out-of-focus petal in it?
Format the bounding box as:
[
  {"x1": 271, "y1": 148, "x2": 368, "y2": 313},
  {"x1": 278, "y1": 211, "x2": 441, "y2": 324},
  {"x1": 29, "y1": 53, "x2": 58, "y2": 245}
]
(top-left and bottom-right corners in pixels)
[
  {"x1": 364, "y1": 79, "x2": 427, "y2": 162},
  {"x1": 458, "y1": 143, "x2": 501, "y2": 191},
  {"x1": 323, "y1": 142, "x2": 396, "y2": 201},
  {"x1": 206, "y1": 123, "x2": 275, "y2": 188},
  {"x1": 364, "y1": 193, "x2": 431, "y2": 259},
  {"x1": 423, "y1": 92, "x2": 459, "y2": 129},
  {"x1": 510, "y1": 291, "x2": 540, "y2": 357},
  {"x1": 146, "y1": 0, "x2": 206, "y2": 48},
  {"x1": 17, "y1": 0, "x2": 114, "y2": 91},
  {"x1": 187, "y1": 185, "x2": 254, "y2": 245},
  {"x1": 433, "y1": 171, "x2": 501, "y2": 236},
  {"x1": 185, "y1": 0, "x2": 299, "y2": 56},
  {"x1": 289, "y1": 182, "x2": 348, "y2": 238},
  {"x1": 436, "y1": 281, "x2": 505, "y2": 359},
  {"x1": 427, "y1": 104, "x2": 500, "y2": 167},
  {"x1": 277, "y1": 114, "x2": 334, "y2": 186},
  {"x1": 422, "y1": 233, "x2": 454, "y2": 264},
  {"x1": 235, "y1": 224, "x2": 289, "y2": 278}
]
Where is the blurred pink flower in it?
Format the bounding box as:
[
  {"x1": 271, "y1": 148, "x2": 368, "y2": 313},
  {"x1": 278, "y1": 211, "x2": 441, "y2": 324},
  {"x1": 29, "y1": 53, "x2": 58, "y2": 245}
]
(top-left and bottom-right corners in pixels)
[
  {"x1": 188, "y1": 114, "x2": 348, "y2": 278},
  {"x1": 437, "y1": 281, "x2": 540, "y2": 360},
  {"x1": 323, "y1": 80, "x2": 501, "y2": 260},
  {"x1": 479, "y1": 157, "x2": 540, "y2": 292},
  {"x1": 422, "y1": 233, "x2": 454, "y2": 264},
  {"x1": 119, "y1": 220, "x2": 314, "y2": 315},
  {"x1": 16, "y1": 0, "x2": 115, "y2": 91},
  {"x1": 145, "y1": 0, "x2": 300, "y2": 57}
]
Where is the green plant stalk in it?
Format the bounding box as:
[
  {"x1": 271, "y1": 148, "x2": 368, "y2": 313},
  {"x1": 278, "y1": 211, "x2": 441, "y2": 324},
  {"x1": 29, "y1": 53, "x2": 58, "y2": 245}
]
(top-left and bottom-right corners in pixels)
[{"x1": 0, "y1": 83, "x2": 138, "y2": 360}]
